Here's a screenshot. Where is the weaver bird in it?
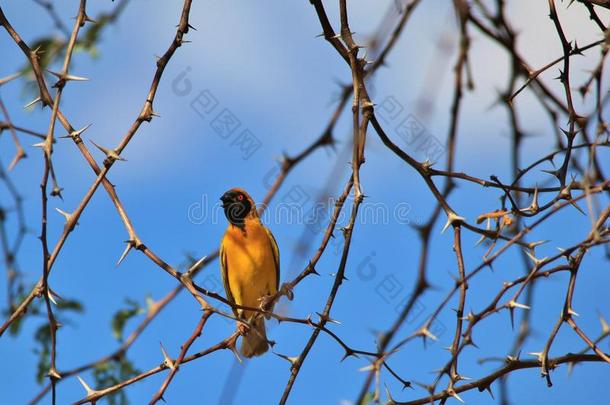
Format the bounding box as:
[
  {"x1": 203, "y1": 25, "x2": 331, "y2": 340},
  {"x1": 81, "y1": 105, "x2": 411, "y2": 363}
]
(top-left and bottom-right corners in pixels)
[{"x1": 219, "y1": 188, "x2": 279, "y2": 357}]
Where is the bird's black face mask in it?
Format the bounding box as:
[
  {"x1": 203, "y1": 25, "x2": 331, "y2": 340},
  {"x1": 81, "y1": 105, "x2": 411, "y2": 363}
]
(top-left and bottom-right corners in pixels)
[{"x1": 220, "y1": 190, "x2": 252, "y2": 228}]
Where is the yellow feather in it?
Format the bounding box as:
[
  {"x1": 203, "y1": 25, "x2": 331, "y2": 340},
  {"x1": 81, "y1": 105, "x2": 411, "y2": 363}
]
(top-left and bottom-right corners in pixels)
[
  {"x1": 219, "y1": 188, "x2": 279, "y2": 357},
  {"x1": 220, "y1": 216, "x2": 279, "y2": 319}
]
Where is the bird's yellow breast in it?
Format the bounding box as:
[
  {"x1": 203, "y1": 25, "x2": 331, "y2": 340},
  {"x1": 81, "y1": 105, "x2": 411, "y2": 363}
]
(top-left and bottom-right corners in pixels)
[{"x1": 221, "y1": 219, "x2": 278, "y2": 318}]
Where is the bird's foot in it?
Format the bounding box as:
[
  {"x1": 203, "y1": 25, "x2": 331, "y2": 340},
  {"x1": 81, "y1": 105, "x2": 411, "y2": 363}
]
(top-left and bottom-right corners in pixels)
[
  {"x1": 280, "y1": 283, "x2": 294, "y2": 301},
  {"x1": 258, "y1": 294, "x2": 274, "y2": 315},
  {"x1": 237, "y1": 321, "x2": 250, "y2": 336}
]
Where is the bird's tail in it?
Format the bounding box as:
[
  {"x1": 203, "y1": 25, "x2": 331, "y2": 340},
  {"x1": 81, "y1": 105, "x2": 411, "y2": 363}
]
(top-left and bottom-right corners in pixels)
[{"x1": 240, "y1": 316, "x2": 268, "y2": 358}]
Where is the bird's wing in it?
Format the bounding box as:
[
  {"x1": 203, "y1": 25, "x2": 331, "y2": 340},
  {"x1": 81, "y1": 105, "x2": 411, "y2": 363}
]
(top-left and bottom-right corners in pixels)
[
  {"x1": 264, "y1": 227, "x2": 280, "y2": 291},
  {"x1": 219, "y1": 241, "x2": 238, "y2": 317}
]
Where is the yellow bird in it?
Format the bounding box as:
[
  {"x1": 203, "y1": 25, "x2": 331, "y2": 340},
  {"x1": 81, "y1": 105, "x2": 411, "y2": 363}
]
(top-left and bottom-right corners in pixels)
[{"x1": 219, "y1": 188, "x2": 279, "y2": 357}]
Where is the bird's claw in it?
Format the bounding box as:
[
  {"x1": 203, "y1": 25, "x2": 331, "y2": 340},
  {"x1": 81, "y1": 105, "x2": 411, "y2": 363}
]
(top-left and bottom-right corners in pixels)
[
  {"x1": 237, "y1": 322, "x2": 249, "y2": 336},
  {"x1": 280, "y1": 283, "x2": 294, "y2": 301},
  {"x1": 258, "y1": 295, "x2": 274, "y2": 320},
  {"x1": 258, "y1": 294, "x2": 274, "y2": 312}
]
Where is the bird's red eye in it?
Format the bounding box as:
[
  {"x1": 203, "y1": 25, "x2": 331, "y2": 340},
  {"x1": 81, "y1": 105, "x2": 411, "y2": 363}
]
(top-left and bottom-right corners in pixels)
[{"x1": 237, "y1": 194, "x2": 244, "y2": 201}]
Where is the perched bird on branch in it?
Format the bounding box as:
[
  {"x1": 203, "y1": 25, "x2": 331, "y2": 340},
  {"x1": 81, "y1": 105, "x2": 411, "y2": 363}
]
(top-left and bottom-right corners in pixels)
[{"x1": 220, "y1": 188, "x2": 279, "y2": 357}]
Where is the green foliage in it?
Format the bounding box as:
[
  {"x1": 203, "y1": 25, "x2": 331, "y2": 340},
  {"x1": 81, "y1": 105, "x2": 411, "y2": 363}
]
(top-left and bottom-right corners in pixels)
[
  {"x1": 111, "y1": 298, "x2": 144, "y2": 342},
  {"x1": 34, "y1": 324, "x2": 51, "y2": 383},
  {"x1": 92, "y1": 357, "x2": 140, "y2": 405},
  {"x1": 6, "y1": 288, "x2": 41, "y2": 337},
  {"x1": 361, "y1": 392, "x2": 393, "y2": 405},
  {"x1": 19, "y1": 10, "x2": 120, "y2": 97},
  {"x1": 57, "y1": 298, "x2": 84, "y2": 312},
  {"x1": 32, "y1": 297, "x2": 84, "y2": 384}
]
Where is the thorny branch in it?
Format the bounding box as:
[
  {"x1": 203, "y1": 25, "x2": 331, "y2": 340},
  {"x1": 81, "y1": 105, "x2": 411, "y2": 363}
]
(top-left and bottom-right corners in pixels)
[{"x1": 0, "y1": 0, "x2": 609, "y2": 404}]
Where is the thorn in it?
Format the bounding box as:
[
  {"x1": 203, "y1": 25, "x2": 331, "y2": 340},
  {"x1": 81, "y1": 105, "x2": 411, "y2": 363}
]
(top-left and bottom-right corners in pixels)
[
  {"x1": 64, "y1": 74, "x2": 89, "y2": 82},
  {"x1": 84, "y1": 13, "x2": 97, "y2": 24},
  {"x1": 554, "y1": 68, "x2": 567, "y2": 83},
  {"x1": 139, "y1": 101, "x2": 157, "y2": 122},
  {"x1": 0, "y1": 72, "x2": 21, "y2": 86},
  {"x1": 359, "y1": 363, "x2": 376, "y2": 372},
  {"x1": 524, "y1": 250, "x2": 548, "y2": 267},
  {"x1": 77, "y1": 375, "x2": 96, "y2": 396},
  {"x1": 47, "y1": 289, "x2": 58, "y2": 305},
  {"x1": 228, "y1": 341, "x2": 243, "y2": 363},
  {"x1": 47, "y1": 367, "x2": 62, "y2": 381},
  {"x1": 116, "y1": 241, "x2": 133, "y2": 267},
  {"x1": 562, "y1": 192, "x2": 586, "y2": 216},
  {"x1": 460, "y1": 311, "x2": 475, "y2": 322},
  {"x1": 442, "y1": 212, "x2": 465, "y2": 234},
  {"x1": 465, "y1": 336, "x2": 479, "y2": 349},
  {"x1": 528, "y1": 186, "x2": 539, "y2": 213},
  {"x1": 559, "y1": 127, "x2": 573, "y2": 138},
  {"x1": 32, "y1": 44, "x2": 44, "y2": 56},
  {"x1": 316, "y1": 312, "x2": 341, "y2": 324},
  {"x1": 90, "y1": 140, "x2": 126, "y2": 162},
  {"x1": 50, "y1": 186, "x2": 64, "y2": 199},
  {"x1": 47, "y1": 70, "x2": 89, "y2": 82},
  {"x1": 273, "y1": 351, "x2": 300, "y2": 366},
  {"x1": 508, "y1": 300, "x2": 531, "y2": 310},
  {"x1": 448, "y1": 389, "x2": 465, "y2": 403},
  {"x1": 160, "y1": 342, "x2": 175, "y2": 370},
  {"x1": 528, "y1": 352, "x2": 543, "y2": 363},
  {"x1": 417, "y1": 326, "x2": 438, "y2": 341},
  {"x1": 541, "y1": 169, "x2": 561, "y2": 179},
  {"x1": 341, "y1": 348, "x2": 358, "y2": 362},
  {"x1": 384, "y1": 383, "x2": 397, "y2": 404},
  {"x1": 185, "y1": 255, "x2": 207, "y2": 277},
  {"x1": 61, "y1": 123, "x2": 92, "y2": 140},
  {"x1": 24, "y1": 97, "x2": 42, "y2": 109},
  {"x1": 55, "y1": 207, "x2": 71, "y2": 222},
  {"x1": 527, "y1": 240, "x2": 549, "y2": 249}
]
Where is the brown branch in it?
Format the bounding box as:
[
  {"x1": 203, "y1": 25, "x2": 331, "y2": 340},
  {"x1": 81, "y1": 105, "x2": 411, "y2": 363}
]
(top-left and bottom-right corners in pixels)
[
  {"x1": 391, "y1": 352, "x2": 610, "y2": 405},
  {"x1": 0, "y1": 0, "x2": 198, "y2": 335},
  {"x1": 72, "y1": 332, "x2": 241, "y2": 405},
  {"x1": 149, "y1": 310, "x2": 213, "y2": 404}
]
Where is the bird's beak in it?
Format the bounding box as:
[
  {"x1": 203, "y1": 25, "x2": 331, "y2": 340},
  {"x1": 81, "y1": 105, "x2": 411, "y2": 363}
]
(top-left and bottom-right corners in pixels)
[{"x1": 220, "y1": 191, "x2": 233, "y2": 205}]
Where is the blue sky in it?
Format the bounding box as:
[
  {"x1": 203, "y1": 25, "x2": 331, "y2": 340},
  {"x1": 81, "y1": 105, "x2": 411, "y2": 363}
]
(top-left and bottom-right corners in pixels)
[{"x1": 1, "y1": 1, "x2": 609, "y2": 404}]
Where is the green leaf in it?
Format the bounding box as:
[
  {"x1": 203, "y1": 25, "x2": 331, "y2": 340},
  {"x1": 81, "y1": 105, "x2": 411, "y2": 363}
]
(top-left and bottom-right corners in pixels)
[
  {"x1": 34, "y1": 325, "x2": 51, "y2": 383},
  {"x1": 4, "y1": 285, "x2": 45, "y2": 336},
  {"x1": 93, "y1": 357, "x2": 140, "y2": 405},
  {"x1": 111, "y1": 299, "x2": 143, "y2": 342},
  {"x1": 57, "y1": 299, "x2": 84, "y2": 312},
  {"x1": 29, "y1": 295, "x2": 84, "y2": 384}
]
